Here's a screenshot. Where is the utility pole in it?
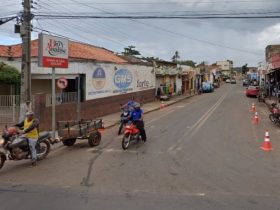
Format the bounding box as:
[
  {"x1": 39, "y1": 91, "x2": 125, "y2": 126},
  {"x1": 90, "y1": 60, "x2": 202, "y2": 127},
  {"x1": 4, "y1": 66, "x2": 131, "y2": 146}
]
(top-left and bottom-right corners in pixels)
[{"x1": 19, "y1": 0, "x2": 32, "y2": 120}]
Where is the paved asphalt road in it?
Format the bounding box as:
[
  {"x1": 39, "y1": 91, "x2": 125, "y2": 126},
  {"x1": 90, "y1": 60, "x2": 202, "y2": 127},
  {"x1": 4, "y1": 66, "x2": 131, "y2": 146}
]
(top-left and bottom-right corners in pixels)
[{"x1": 1, "y1": 83, "x2": 280, "y2": 210}]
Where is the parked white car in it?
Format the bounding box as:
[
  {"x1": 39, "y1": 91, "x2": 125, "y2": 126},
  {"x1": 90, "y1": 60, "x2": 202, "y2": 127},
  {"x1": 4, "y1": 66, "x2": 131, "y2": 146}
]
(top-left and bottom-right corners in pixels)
[{"x1": 226, "y1": 79, "x2": 231, "y2": 83}]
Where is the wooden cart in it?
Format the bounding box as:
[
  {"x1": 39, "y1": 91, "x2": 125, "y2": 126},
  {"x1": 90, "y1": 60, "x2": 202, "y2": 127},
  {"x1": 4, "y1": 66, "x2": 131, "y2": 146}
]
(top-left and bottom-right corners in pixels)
[{"x1": 57, "y1": 119, "x2": 103, "y2": 147}]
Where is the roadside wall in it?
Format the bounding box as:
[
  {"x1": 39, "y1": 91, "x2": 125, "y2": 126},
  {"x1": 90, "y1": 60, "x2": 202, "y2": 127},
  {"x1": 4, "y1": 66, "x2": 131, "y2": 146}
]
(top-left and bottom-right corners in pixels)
[{"x1": 34, "y1": 88, "x2": 155, "y2": 131}]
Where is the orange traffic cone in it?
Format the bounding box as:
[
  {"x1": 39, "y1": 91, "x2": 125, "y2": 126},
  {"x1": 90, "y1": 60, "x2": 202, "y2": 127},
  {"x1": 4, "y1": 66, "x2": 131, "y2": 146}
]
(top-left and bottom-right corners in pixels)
[
  {"x1": 160, "y1": 101, "x2": 166, "y2": 109},
  {"x1": 252, "y1": 112, "x2": 259, "y2": 125},
  {"x1": 261, "y1": 130, "x2": 273, "y2": 151},
  {"x1": 251, "y1": 103, "x2": 256, "y2": 112}
]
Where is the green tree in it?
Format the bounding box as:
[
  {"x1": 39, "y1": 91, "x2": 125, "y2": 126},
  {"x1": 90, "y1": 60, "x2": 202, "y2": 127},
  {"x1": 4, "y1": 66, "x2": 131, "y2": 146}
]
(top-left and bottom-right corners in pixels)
[
  {"x1": 141, "y1": 56, "x2": 161, "y2": 62},
  {"x1": 241, "y1": 63, "x2": 249, "y2": 75},
  {"x1": 171, "y1": 51, "x2": 180, "y2": 63},
  {"x1": 0, "y1": 62, "x2": 20, "y2": 84},
  {"x1": 180, "y1": 60, "x2": 196, "y2": 67},
  {"x1": 122, "y1": 45, "x2": 141, "y2": 56}
]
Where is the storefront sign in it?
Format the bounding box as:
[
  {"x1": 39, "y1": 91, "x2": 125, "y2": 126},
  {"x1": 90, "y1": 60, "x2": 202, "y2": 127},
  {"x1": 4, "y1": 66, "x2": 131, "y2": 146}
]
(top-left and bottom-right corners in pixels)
[
  {"x1": 114, "y1": 69, "x2": 133, "y2": 89},
  {"x1": 38, "y1": 33, "x2": 69, "y2": 68},
  {"x1": 86, "y1": 65, "x2": 155, "y2": 100}
]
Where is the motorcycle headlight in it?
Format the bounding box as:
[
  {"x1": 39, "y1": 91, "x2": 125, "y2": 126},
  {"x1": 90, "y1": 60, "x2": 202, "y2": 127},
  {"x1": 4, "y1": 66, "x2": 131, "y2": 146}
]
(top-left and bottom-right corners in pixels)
[{"x1": 0, "y1": 138, "x2": 4, "y2": 146}]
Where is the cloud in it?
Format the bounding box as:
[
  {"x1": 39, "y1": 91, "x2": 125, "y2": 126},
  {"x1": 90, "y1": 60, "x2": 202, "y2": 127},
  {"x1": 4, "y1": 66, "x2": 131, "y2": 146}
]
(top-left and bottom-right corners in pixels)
[
  {"x1": 257, "y1": 23, "x2": 280, "y2": 47},
  {"x1": 1, "y1": 0, "x2": 280, "y2": 67}
]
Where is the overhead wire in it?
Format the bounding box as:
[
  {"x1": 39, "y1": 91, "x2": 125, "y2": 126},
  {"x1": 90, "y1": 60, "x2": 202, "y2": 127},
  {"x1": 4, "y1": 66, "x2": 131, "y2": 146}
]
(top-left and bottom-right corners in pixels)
[
  {"x1": 34, "y1": 14, "x2": 280, "y2": 19},
  {"x1": 35, "y1": 19, "x2": 104, "y2": 47},
  {"x1": 37, "y1": 0, "x2": 140, "y2": 45},
  {"x1": 27, "y1": 0, "x2": 276, "y2": 58},
  {"x1": 42, "y1": 0, "x2": 280, "y2": 5},
  {"x1": 41, "y1": 0, "x2": 269, "y2": 56},
  {"x1": 38, "y1": 18, "x2": 128, "y2": 48}
]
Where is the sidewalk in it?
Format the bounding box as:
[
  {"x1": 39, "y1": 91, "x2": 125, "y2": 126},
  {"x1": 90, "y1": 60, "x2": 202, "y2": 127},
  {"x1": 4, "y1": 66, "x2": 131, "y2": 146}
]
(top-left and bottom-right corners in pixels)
[
  {"x1": 102, "y1": 93, "x2": 196, "y2": 129},
  {"x1": 264, "y1": 97, "x2": 278, "y2": 108}
]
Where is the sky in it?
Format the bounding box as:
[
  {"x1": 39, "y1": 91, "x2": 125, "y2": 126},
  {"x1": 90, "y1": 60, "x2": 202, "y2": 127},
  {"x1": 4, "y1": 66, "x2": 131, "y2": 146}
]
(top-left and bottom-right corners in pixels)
[{"x1": 1, "y1": 0, "x2": 280, "y2": 67}]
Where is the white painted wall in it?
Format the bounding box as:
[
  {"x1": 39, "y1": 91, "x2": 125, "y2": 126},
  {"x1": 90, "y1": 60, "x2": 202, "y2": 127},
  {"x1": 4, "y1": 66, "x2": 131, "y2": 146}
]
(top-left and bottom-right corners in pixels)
[
  {"x1": 176, "y1": 75, "x2": 182, "y2": 93},
  {"x1": 3, "y1": 59, "x2": 156, "y2": 100},
  {"x1": 156, "y1": 77, "x2": 163, "y2": 88},
  {"x1": 216, "y1": 60, "x2": 233, "y2": 71},
  {"x1": 85, "y1": 64, "x2": 155, "y2": 100}
]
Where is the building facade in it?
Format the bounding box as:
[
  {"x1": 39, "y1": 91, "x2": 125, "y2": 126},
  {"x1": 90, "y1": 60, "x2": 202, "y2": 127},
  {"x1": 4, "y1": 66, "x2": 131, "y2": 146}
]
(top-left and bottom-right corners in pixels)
[
  {"x1": 216, "y1": 60, "x2": 233, "y2": 77},
  {"x1": 0, "y1": 40, "x2": 156, "y2": 129}
]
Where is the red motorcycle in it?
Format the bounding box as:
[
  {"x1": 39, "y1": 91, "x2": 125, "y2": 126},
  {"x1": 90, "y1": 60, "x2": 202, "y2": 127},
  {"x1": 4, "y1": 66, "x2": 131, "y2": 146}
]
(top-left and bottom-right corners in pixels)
[{"x1": 122, "y1": 122, "x2": 143, "y2": 150}]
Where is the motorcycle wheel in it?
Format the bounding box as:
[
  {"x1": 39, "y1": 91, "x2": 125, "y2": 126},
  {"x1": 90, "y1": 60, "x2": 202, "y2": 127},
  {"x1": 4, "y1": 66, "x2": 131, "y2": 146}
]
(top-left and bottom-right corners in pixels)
[
  {"x1": 122, "y1": 134, "x2": 130, "y2": 150},
  {"x1": 62, "y1": 138, "x2": 76, "y2": 146},
  {"x1": 118, "y1": 123, "x2": 124, "y2": 135},
  {"x1": 269, "y1": 114, "x2": 277, "y2": 124},
  {"x1": 88, "y1": 132, "x2": 101, "y2": 147},
  {"x1": 36, "y1": 140, "x2": 51, "y2": 161}
]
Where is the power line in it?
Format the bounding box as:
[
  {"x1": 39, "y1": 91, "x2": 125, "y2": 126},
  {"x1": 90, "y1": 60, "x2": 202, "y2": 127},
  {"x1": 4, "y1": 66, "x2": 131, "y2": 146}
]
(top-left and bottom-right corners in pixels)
[
  {"x1": 34, "y1": 9, "x2": 280, "y2": 16},
  {"x1": 0, "y1": 16, "x2": 17, "y2": 25},
  {"x1": 135, "y1": 20, "x2": 263, "y2": 56},
  {"x1": 36, "y1": 18, "x2": 128, "y2": 47},
  {"x1": 34, "y1": 0, "x2": 268, "y2": 57},
  {"x1": 42, "y1": 0, "x2": 280, "y2": 5},
  {"x1": 34, "y1": 14, "x2": 280, "y2": 19},
  {"x1": 36, "y1": 0, "x2": 134, "y2": 45},
  {"x1": 60, "y1": 0, "x2": 265, "y2": 56}
]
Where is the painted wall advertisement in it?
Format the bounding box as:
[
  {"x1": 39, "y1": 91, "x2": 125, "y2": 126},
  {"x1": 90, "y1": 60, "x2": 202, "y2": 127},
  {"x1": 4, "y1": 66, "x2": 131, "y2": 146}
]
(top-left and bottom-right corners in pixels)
[{"x1": 86, "y1": 65, "x2": 155, "y2": 100}]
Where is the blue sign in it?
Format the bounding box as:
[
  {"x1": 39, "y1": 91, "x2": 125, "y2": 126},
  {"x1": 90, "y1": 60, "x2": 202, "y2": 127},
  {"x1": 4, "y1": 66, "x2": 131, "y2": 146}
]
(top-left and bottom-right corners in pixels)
[
  {"x1": 92, "y1": 67, "x2": 106, "y2": 90},
  {"x1": 114, "y1": 69, "x2": 133, "y2": 89}
]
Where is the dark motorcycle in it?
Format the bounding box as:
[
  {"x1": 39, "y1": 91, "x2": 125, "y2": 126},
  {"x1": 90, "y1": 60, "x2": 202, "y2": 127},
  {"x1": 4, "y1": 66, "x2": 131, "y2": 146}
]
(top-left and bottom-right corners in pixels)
[
  {"x1": 0, "y1": 127, "x2": 51, "y2": 170},
  {"x1": 118, "y1": 108, "x2": 130, "y2": 135},
  {"x1": 269, "y1": 103, "x2": 280, "y2": 124}
]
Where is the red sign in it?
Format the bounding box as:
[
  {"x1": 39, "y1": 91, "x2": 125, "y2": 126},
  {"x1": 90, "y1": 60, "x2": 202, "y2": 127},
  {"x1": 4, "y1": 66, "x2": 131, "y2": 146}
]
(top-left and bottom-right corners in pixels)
[
  {"x1": 43, "y1": 56, "x2": 68, "y2": 68},
  {"x1": 57, "y1": 77, "x2": 68, "y2": 89}
]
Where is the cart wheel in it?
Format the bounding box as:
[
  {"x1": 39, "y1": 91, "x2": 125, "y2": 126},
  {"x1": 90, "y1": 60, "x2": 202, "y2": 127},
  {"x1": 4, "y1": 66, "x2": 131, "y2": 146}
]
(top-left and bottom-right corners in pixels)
[
  {"x1": 62, "y1": 138, "x2": 76, "y2": 146},
  {"x1": 88, "y1": 132, "x2": 101, "y2": 147}
]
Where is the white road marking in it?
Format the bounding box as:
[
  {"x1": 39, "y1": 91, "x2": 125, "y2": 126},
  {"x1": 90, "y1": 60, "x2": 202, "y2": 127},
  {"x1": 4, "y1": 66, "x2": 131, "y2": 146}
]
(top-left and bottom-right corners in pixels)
[
  {"x1": 132, "y1": 189, "x2": 206, "y2": 197},
  {"x1": 177, "y1": 105, "x2": 185, "y2": 108},
  {"x1": 168, "y1": 92, "x2": 228, "y2": 152}
]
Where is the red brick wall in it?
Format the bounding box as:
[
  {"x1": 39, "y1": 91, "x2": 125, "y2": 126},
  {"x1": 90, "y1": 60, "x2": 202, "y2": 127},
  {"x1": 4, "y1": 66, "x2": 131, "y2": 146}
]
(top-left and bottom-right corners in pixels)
[{"x1": 34, "y1": 88, "x2": 155, "y2": 131}]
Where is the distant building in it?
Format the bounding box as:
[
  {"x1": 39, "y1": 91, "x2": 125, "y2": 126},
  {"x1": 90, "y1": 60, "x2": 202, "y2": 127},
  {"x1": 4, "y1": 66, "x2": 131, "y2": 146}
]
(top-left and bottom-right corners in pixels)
[
  {"x1": 216, "y1": 60, "x2": 233, "y2": 76},
  {"x1": 266, "y1": 45, "x2": 280, "y2": 70}
]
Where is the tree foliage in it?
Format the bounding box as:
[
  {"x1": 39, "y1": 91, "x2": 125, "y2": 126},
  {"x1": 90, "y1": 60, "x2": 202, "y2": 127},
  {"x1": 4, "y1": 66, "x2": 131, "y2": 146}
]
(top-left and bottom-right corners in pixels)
[
  {"x1": 122, "y1": 45, "x2": 141, "y2": 56},
  {"x1": 141, "y1": 56, "x2": 161, "y2": 62},
  {"x1": 171, "y1": 51, "x2": 180, "y2": 63},
  {"x1": 241, "y1": 63, "x2": 249, "y2": 74},
  {"x1": 0, "y1": 62, "x2": 20, "y2": 84},
  {"x1": 180, "y1": 60, "x2": 196, "y2": 67}
]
